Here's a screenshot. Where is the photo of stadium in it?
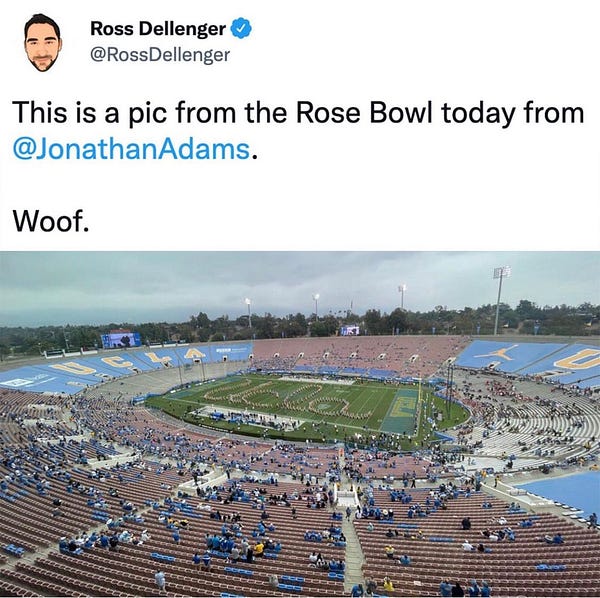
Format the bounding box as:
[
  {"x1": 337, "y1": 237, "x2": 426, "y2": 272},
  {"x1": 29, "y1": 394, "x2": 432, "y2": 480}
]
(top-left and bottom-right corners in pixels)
[{"x1": 0, "y1": 252, "x2": 598, "y2": 598}]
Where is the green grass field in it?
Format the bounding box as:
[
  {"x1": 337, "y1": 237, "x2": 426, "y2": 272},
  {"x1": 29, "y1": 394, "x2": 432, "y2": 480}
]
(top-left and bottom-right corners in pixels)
[{"x1": 145, "y1": 374, "x2": 469, "y2": 449}]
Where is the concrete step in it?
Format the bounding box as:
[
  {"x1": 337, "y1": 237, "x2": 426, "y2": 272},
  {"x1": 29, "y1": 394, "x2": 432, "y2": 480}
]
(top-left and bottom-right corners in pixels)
[{"x1": 342, "y1": 516, "x2": 365, "y2": 592}]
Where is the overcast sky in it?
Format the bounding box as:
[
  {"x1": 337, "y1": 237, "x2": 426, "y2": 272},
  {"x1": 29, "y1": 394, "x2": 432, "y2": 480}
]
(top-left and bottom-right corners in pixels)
[{"x1": 0, "y1": 252, "x2": 598, "y2": 327}]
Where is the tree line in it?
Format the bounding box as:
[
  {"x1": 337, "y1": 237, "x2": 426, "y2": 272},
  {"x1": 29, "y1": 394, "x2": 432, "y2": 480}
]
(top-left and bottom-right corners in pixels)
[{"x1": 0, "y1": 300, "x2": 597, "y2": 358}]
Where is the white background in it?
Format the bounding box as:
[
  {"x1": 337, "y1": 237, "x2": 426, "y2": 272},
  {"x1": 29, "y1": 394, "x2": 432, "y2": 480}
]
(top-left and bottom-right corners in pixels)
[{"x1": 1, "y1": 1, "x2": 599, "y2": 250}]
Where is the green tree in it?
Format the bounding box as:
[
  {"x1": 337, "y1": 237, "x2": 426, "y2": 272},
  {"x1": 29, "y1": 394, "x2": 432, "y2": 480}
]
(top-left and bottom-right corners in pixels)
[
  {"x1": 515, "y1": 299, "x2": 543, "y2": 321},
  {"x1": 364, "y1": 309, "x2": 383, "y2": 335},
  {"x1": 387, "y1": 308, "x2": 408, "y2": 334},
  {"x1": 310, "y1": 321, "x2": 330, "y2": 337}
]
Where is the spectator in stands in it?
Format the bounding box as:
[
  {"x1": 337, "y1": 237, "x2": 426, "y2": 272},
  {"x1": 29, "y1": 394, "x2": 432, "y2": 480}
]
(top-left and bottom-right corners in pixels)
[
  {"x1": 172, "y1": 529, "x2": 180, "y2": 544},
  {"x1": 461, "y1": 517, "x2": 471, "y2": 530},
  {"x1": 399, "y1": 554, "x2": 411, "y2": 565},
  {"x1": 451, "y1": 581, "x2": 465, "y2": 597},
  {"x1": 382, "y1": 576, "x2": 394, "y2": 592},
  {"x1": 154, "y1": 569, "x2": 166, "y2": 592},
  {"x1": 462, "y1": 539, "x2": 474, "y2": 551},
  {"x1": 316, "y1": 553, "x2": 327, "y2": 570},
  {"x1": 140, "y1": 529, "x2": 150, "y2": 542},
  {"x1": 84, "y1": 533, "x2": 98, "y2": 549},
  {"x1": 329, "y1": 558, "x2": 344, "y2": 572},
  {"x1": 108, "y1": 533, "x2": 119, "y2": 552},
  {"x1": 201, "y1": 551, "x2": 212, "y2": 572},
  {"x1": 385, "y1": 545, "x2": 395, "y2": 558},
  {"x1": 309, "y1": 551, "x2": 318, "y2": 565},
  {"x1": 351, "y1": 583, "x2": 364, "y2": 597},
  {"x1": 254, "y1": 540, "x2": 264, "y2": 556},
  {"x1": 544, "y1": 533, "x2": 564, "y2": 544},
  {"x1": 588, "y1": 513, "x2": 597, "y2": 529},
  {"x1": 117, "y1": 530, "x2": 132, "y2": 544},
  {"x1": 468, "y1": 579, "x2": 480, "y2": 596},
  {"x1": 365, "y1": 578, "x2": 377, "y2": 596},
  {"x1": 268, "y1": 574, "x2": 279, "y2": 589},
  {"x1": 192, "y1": 552, "x2": 201, "y2": 571},
  {"x1": 230, "y1": 545, "x2": 240, "y2": 563},
  {"x1": 120, "y1": 499, "x2": 135, "y2": 513},
  {"x1": 439, "y1": 579, "x2": 453, "y2": 597},
  {"x1": 480, "y1": 581, "x2": 491, "y2": 597}
]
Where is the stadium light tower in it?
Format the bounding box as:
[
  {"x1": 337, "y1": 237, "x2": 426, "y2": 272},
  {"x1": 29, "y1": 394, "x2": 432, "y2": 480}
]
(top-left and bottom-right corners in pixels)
[
  {"x1": 312, "y1": 293, "x2": 320, "y2": 321},
  {"x1": 244, "y1": 298, "x2": 252, "y2": 328},
  {"x1": 493, "y1": 266, "x2": 511, "y2": 336},
  {"x1": 398, "y1": 284, "x2": 407, "y2": 310}
]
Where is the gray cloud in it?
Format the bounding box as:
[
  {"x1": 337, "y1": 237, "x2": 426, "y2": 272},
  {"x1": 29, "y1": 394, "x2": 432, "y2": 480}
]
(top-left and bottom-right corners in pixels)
[{"x1": 0, "y1": 252, "x2": 597, "y2": 326}]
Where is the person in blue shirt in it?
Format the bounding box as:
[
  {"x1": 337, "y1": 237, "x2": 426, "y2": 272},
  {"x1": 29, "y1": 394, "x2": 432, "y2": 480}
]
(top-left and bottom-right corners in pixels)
[
  {"x1": 84, "y1": 536, "x2": 95, "y2": 550},
  {"x1": 440, "y1": 580, "x2": 452, "y2": 597},
  {"x1": 351, "y1": 583, "x2": 364, "y2": 597},
  {"x1": 201, "y1": 551, "x2": 212, "y2": 571},
  {"x1": 192, "y1": 552, "x2": 201, "y2": 571},
  {"x1": 480, "y1": 581, "x2": 491, "y2": 597},
  {"x1": 545, "y1": 533, "x2": 564, "y2": 544},
  {"x1": 468, "y1": 579, "x2": 480, "y2": 596},
  {"x1": 399, "y1": 554, "x2": 411, "y2": 565}
]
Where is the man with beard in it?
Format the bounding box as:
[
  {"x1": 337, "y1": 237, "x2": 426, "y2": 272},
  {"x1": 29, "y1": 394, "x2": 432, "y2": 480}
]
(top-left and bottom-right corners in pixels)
[{"x1": 24, "y1": 14, "x2": 62, "y2": 72}]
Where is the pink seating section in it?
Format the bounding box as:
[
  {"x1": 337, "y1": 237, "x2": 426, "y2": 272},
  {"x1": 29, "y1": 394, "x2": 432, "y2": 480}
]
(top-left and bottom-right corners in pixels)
[{"x1": 252, "y1": 336, "x2": 469, "y2": 377}]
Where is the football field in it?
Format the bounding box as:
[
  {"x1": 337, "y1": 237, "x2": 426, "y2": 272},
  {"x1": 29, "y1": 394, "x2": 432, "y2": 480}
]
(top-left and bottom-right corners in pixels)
[{"x1": 145, "y1": 373, "x2": 466, "y2": 445}]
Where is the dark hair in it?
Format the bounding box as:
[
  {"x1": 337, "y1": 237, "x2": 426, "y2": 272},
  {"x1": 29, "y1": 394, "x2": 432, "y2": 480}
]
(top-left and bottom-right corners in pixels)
[{"x1": 25, "y1": 14, "x2": 61, "y2": 40}]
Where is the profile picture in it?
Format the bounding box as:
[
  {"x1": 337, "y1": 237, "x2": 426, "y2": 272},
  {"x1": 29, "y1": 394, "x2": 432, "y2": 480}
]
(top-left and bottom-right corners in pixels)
[{"x1": 24, "y1": 13, "x2": 62, "y2": 72}]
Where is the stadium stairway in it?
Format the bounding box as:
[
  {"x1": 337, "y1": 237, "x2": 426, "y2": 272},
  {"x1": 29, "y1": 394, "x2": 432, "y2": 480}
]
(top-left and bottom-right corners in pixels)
[
  {"x1": 342, "y1": 512, "x2": 366, "y2": 592},
  {"x1": 337, "y1": 448, "x2": 367, "y2": 592}
]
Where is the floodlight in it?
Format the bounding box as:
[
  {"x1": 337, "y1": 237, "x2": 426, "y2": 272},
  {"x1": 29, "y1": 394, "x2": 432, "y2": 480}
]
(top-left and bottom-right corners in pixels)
[
  {"x1": 398, "y1": 284, "x2": 407, "y2": 309},
  {"x1": 493, "y1": 265, "x2": 511, "y2": 335}
]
